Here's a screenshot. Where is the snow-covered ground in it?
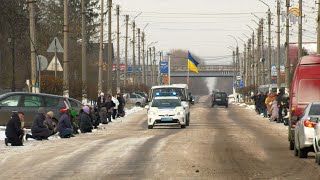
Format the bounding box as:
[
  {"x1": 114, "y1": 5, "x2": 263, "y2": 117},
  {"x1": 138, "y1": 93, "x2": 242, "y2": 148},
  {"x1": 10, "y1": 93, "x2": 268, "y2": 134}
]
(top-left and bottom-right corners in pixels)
[{"x1": 0, "y1": 106, "x2": 145, "y2": 141}]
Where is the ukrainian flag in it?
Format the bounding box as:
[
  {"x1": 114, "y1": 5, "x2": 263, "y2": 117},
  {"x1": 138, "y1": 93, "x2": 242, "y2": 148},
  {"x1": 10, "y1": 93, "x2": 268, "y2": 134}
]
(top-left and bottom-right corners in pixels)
[{"x1": 188, "y1": 51, "x2": 199, "y2": 73}]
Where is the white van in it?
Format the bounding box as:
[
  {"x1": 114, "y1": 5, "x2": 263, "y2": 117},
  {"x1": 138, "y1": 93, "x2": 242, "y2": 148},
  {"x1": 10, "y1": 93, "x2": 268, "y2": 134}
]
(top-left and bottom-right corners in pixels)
[{"x1": 149, "y1": 84, "x2": 190, "y2": 126}]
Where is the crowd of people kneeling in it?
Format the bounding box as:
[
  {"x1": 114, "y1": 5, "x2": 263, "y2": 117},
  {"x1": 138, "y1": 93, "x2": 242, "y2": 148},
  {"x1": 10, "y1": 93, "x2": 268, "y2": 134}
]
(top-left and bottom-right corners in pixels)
[
  {"x1": 4, "y1": 93, "x2": 126, "y2": 146},
  {"x1": 251, "y1": 89, "x2": 289, "y2": 124}
]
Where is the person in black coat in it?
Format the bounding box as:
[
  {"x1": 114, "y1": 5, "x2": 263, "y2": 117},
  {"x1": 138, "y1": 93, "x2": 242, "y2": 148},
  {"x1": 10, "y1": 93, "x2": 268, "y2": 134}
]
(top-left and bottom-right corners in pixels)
[
  {"x1": 97, "y1": 92, "x2": 106, "y2": 110},
  {"x1": 117, "y1": 93, "x2": 125, "y2": 117},
  {"x1": 102, "y1": 95, "x2": 115, "y2": 123},
  {"x1": 5, "y1": 112, "x2": 25, "y2": 146},
  {"x1": 79, "y1": 106, "x2": 93, "y2": 133},
  {"x1": 29, "y1": 108, "x2": 53, "y2": 140}
]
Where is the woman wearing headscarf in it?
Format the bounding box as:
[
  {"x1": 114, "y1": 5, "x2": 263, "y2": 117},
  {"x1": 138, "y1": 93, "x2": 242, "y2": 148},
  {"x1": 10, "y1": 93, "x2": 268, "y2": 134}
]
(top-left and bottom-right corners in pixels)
[{"x1": 79, "y1": 106, "x2": 93, "y2": 133}]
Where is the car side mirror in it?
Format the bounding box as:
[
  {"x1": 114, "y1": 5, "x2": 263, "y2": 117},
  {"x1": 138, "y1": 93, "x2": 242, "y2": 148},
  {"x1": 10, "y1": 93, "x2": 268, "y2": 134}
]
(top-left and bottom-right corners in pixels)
[
  {"x1": 310, "y1": 117, "x2": 319, "y2": 123},
  {"x1": 145, "y1": 105, "x2": 150, "y2": 109}
]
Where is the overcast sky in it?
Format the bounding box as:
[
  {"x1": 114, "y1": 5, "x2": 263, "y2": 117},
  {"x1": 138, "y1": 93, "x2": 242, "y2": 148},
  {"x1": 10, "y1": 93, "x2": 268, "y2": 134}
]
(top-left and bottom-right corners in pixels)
[{"x1": 109, "y1": 0, "x2": 317, "y2": 65}]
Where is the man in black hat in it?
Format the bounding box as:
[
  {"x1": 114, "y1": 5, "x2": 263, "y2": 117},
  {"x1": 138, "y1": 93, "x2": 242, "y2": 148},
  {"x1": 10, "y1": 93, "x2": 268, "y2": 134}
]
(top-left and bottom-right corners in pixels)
[{"x1": 5, "y1": 112, "x2": 25, "y2": 146}]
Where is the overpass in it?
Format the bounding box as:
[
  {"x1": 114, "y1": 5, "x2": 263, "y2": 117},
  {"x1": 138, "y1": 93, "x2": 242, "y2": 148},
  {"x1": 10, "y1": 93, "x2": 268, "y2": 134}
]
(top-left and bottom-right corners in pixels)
[{"x1": 170, "y1": 65, "x2": 235, "y2": 77}]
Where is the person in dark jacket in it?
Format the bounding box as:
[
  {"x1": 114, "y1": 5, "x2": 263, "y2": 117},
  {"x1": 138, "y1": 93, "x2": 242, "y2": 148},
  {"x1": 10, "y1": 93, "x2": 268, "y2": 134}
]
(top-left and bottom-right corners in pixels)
[
  {"x1": 29, "y1": 108, "x2": 53, "y2": 140},
  {"x1": 102, "y1": 95, "x2": 115, "y2": 123},
  {"x1": 79, "y1": 106, "x2": 93, "y2": 133},
  {"x1": 5, "y1": 112, "x2": 25, "y2": 146},
  {"x1": 117, "y1": 93, "x2": 125, "y2": 117},
  {"x1": 43, "y1": 111, "x2": 57, "y2": 135},
  {"x1": 97, "y1": 92, "x2": 106, "y2": 110},
  {"x1": 57, "y1": 109, "x2": 74, "y2": 138},
  {"x1": 277, "y1": 89, "x2": 285, "y2": 123}
]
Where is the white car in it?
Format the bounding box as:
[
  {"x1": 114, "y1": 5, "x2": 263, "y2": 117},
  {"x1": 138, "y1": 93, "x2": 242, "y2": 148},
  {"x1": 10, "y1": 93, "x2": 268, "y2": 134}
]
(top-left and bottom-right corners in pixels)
[
  {"x1": 146, "y1": 96, "x2": 186, "y2": 129},
  {"x1": 149, "y1": 84, "x2": 190, "y2": 126},
  {"x1": 294, "y1": 102, "x2": 320, "y2": 158}
]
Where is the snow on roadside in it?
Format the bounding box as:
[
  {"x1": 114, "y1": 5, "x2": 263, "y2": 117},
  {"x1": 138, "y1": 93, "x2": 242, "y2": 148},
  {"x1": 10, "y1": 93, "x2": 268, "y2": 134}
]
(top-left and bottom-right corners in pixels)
[{"x1": 0, "y1": 106, "x2": 145, "y2": 141}]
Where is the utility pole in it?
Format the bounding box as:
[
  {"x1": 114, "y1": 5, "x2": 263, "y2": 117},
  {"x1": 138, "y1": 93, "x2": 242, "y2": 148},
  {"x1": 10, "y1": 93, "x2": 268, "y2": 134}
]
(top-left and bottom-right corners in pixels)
[
  {"x1": 149, "y1": 47, "x2": 152, "y2": 86},
  {"x1": 124, "y1": 15, "x2": 129, "y2": 88},
  {"x1": 261, "y1": 19, "x2": 265, "y2": 86},
  {"x1": 243, "y1": 43, "x2": 246, "y2": 83},
  {"x1": 158, "y1": 51, "x2": 162, "y2": 85},
  {"x1": 81, "y1": 0, "x2": 87, "y2": 102},
  {"x1": 153, "y1": 46, "x2": 156, "y2": 86},
  {"x1": 132, "y1": 21, "x2": 136, "y2": 86},
  {"x1": 146, "y1": 48, "x2": 149, "y2": 86},
  {"x1": 232, "y1": 51, "x2": 236, "y2": 95},
  {"x1": 247, "y1": 39, "x2": 251, "y2": 88},
  {"x1": 257, "y1": 22, "x2": 261, "y2": 87},
  {"x1": 298, "y1": 0, "x2": 303, "y2": 59},
  {"x1": 318, "y1": 0, "x2": 320, "y2": 53},
  {"x1": 98, "y1": 0, "x2": 104, "y2": 94},
  {"x1": 252, "y1": 33, "x2": 255, "y2": 91},
  {"x1": 277, "y1": 0, "x2": 281, "y2": 91},
  {"x1": 28, "y1": 0, "x2": 37, "y2": 93},
  {"x1": 116, "y1": 5, "x2": 120, "y2": 92},
  {"x1": 236, "y1": 47, "x2": 239, "y2": 79},
  {"x1": 142, "y1": 32, "x2": 146, "y2": 85},
  {"x1": 63, "y1": 0, "x2": 69, "y2": 97},
  {"x1": 137, "y1": 28, "x2": 141, "y2": 86},
  {"x1": 107, "y1": 0, "x2": 112, "y2": 94},
  {"x1": 285, "y1": 0, "x2": 290, "y2": 94},
  {"x1": 267, "y1": 8, "x2": 272, "y2": 86}
]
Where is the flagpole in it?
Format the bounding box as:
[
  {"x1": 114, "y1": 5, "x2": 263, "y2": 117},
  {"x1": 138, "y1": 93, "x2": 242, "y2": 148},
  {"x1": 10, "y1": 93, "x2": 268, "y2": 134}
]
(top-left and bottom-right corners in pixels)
[{"x1": 187, "y1": 59, "x2": 190, "y2": 86}]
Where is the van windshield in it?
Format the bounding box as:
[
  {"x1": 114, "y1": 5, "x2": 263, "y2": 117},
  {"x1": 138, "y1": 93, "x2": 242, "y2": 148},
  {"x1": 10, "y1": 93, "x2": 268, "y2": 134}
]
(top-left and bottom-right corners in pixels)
[
  {"x1": 152, "y1": 88, "x2": 186, "y2": 101},
  {"x1": 298, "y1": 79, "x2": 320, "y2": 103}
]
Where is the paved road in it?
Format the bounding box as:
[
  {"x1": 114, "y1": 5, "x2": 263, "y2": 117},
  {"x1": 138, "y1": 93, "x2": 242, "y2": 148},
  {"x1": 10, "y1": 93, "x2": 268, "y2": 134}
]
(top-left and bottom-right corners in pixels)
[{"x1": 1, "y1": 96, "x2": 320, "y2": 179}]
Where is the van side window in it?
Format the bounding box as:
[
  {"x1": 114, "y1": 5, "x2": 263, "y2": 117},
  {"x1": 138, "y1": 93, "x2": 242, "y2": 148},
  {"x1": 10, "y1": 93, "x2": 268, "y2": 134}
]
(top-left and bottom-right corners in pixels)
[
  {"x1": 69, "y1": 99, "x2": 79, "y2": 108},
  {"x1": 23, "y1": 95, "x2": 44, "y2": 107},
  {"x1": 0, "y1": 95, "x2": 22, "y2": 106},
  {"x1": 44, "y1": 96, "x2": 60, "y2": 107}
]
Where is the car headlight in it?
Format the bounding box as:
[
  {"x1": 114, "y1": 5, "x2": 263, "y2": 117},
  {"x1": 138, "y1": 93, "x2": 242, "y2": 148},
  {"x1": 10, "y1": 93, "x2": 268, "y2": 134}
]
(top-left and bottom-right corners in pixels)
[
  {"x1": 177, "y1": 111, "x2": 184, "y2": 115},
  {"x1": 149, "y1": 111, "x2": 157, "y2": 115}
]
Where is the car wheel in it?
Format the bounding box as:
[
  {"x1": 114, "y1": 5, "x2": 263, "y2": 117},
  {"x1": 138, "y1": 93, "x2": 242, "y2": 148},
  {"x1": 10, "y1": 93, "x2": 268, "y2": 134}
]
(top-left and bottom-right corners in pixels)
[
  {"x1": 226, "y1": 104, "x2": 228, "y2": 108},
  {"x1": 136, "y1": 102, "x2": 141, "y2": 107},
  {"x1": 294, "y1": 141, "x2": 298, "y2": 157},
  {"x1": 316, "y1": 152, "x2": 319, "y2": 164},
  {"x1": 298, "y1": 141, "x2": 308, "y2": 158},
  {"x1": 181, "y1": 125, "x2": 186, "y2": 129},
  {"x1": 148, "y1": 125, "x2": 153, "y2": 129},
  {"x1": 186, "y1": 114, "x2": 190, "y2": 126},
  {"x1": 289, "y1": 140, "x2": 294, "y2": 150},
  {"x1": 317, "y1": 153, "x2": 320, "y2": 165}
]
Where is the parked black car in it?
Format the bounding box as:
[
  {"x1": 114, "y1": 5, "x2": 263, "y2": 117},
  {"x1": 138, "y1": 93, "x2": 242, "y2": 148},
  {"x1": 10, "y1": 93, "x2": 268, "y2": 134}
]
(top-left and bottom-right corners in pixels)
[
  {"x1": 0, "y1": 92, "x2": 83, "y2": 127},
  {"x1": 211, "y1": 92, "x2": 228, "y2": 108}
]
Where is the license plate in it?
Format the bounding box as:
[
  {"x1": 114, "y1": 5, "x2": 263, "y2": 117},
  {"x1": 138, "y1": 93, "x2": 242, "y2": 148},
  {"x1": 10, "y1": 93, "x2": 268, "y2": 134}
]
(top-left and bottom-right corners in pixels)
[
  {"x1": 216, "y1": 99, "x2": 221, "y2": 101},
  {"x1": 161, "y1": 117, "x2": 173, "y2": 122}
]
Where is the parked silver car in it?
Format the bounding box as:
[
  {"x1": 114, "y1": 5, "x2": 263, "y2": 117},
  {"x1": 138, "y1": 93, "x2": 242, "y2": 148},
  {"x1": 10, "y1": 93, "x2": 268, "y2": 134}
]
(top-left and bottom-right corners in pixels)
[
  {"x1": 294, "y1": 102, "x2": 320, "y2": 158},
  {"x1": 125, "y1": 93, "x2": 146, "y2": 107}
]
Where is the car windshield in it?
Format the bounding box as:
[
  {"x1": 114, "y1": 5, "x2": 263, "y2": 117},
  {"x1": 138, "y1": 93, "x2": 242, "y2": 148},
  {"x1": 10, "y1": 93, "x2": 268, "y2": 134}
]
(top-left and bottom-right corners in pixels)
[
  {"x1": 215, "y1": 93, "x2": 226, "y2": 99},
  {"x1": 151, "y1": 99, "x2": 181, "y2": 108},
  {"x1": 152, "y1": 88, "x2": 186, "y2": 101},
  {"x1": 309, "y1": 104, "x2": 320, "y2": 116}
]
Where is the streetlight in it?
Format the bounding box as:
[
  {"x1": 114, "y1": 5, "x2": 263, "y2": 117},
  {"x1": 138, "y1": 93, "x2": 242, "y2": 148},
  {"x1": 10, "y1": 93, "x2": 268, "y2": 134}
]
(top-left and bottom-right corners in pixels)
[
  {"x1": 259, "y1": 0, "x2": 272, "y2": 87},
  {"x1": 251, "y1": 13, "x2": 260, "y2": 20}
]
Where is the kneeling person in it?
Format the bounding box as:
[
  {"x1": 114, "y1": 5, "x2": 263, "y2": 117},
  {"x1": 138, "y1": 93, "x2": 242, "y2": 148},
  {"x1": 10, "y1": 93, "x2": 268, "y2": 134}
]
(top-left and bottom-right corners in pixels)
[{"x1": 79, "y1": 106, "x2": 93, "y2": 133}]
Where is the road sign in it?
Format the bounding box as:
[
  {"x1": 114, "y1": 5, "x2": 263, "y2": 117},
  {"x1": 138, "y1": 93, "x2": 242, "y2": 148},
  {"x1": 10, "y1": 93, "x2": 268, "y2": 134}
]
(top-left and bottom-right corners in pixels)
[
  {"x1": 36, "y1": 55, "x2": 48, "y2": 71},
  {"x1": 236, "y1": 76, "x2": 241, "y2": 80},
  {"x1": 160, "y1": 61, "x2": 169, "y2": 74},
  {"x1": 47, "y1": 37, "x2": 64, "y2": 53},
  {"x1": 47, "y1": 56, "x2": 63, "y2": 71}
]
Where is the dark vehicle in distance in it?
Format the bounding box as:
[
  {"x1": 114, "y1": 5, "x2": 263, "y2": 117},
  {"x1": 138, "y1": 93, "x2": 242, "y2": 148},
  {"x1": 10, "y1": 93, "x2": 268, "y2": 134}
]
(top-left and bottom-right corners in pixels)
[
  {"x1": 0, "y1": 92, "x2": 83, "y2": 127},
  {"x1": 212, "y1": 92, "x2": 228, "y2": 108}
]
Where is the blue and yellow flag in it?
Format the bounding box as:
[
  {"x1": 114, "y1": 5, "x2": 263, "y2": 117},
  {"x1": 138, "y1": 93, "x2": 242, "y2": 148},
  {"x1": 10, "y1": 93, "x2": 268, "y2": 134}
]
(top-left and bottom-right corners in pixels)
[{"x1": 188, "y1": 51, "x2": 199, "y2": 73}]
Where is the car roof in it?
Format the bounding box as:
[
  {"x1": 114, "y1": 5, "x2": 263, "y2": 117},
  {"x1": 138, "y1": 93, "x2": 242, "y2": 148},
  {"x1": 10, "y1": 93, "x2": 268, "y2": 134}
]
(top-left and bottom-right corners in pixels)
[
  {"x1": 0, "y1": 92, "x2": 67, "y2": 99},
  {"x1": 154, "y1": 96, "x2": 180, "y2": 100},
  {"x1": 151, "y1": 84, "x2": 188, "y2": 90}
]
